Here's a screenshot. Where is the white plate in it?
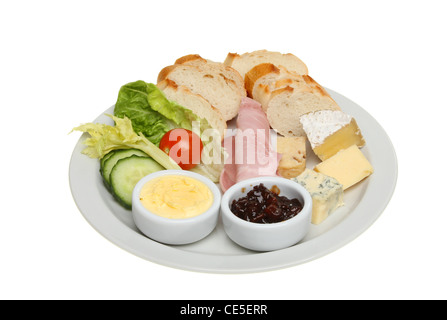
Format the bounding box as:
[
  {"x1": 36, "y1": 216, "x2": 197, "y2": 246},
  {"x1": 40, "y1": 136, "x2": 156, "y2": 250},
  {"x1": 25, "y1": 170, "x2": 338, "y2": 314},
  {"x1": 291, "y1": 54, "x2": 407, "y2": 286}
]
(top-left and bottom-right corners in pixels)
[{"x1": 69, "y1": 88, "x2": 398, "y2": 273}]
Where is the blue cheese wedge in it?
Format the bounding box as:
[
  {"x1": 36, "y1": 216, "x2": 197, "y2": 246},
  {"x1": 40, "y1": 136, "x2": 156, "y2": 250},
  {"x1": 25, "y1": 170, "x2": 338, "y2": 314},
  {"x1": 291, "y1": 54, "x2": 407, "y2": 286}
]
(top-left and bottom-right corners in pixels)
[{"x1": 292, "y1": 168, "x2": 344, "y2": 225}]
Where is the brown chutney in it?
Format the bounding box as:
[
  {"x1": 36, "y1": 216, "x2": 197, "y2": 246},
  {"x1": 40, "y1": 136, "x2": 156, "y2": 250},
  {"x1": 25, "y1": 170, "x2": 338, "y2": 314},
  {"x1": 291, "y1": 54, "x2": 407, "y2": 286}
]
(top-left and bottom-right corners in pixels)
[{"x1": 230, "y1": 183, "x2": 303, "y2": 224}]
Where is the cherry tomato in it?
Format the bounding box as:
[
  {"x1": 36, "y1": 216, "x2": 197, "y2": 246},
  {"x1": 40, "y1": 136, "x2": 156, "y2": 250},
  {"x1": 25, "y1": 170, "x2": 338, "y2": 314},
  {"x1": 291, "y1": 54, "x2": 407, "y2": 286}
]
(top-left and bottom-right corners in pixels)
[{"x1": 159, "y1": 129, "x2": 203, "y2": 170}]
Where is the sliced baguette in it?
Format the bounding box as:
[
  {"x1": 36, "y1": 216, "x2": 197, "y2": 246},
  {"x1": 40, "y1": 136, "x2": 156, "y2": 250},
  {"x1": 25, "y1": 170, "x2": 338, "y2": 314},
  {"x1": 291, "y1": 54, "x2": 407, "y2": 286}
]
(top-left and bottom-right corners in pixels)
[
  {"x1": 244, "y1": 63, "x2": 280, "y2": 98},
  {"x1": 175, "y1": 54, "x2": 246, "y2": 98},
  {"x1": 250, "y1": 64, "x2": 311, "y2": 111},
  {"x1": 245, "y1": 63, "x2": 304, "y2": 98},
  {"x1": 256, "y1": 75, "x2": 341, "y2": 137},
  {"x1": 157, "y1": 79, "x2": 227, "y2": 141},
  {"x1": 174, "y1": 54, "x2": 205, "y2": 65},
  {"x1": 224, "y1": 49, "x2": 308, "y2": 83},
  {"x1": 157, "y1": 57, "x2": 246, "y2": 121}
]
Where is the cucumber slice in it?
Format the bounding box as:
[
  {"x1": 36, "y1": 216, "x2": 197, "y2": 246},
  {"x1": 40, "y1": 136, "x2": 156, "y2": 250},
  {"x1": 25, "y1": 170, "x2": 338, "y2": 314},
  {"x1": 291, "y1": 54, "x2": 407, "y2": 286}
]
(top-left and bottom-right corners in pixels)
[
  {"x1": 110, "y1": 155, "x2": 164, "y2": 209},
  {"x1": 101, "y1": 149, "x2": 148, "y2": 186},
  {"x1": 100, "y1": 150, "x2": 118, "y2": 179}
]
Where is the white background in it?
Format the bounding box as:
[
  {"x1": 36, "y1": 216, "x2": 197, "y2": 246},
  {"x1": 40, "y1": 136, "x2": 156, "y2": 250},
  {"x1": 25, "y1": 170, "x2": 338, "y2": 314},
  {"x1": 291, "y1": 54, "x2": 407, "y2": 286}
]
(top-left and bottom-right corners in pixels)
[{"x1": 1, "y1": 0, "x2": 446, "y2": 300}]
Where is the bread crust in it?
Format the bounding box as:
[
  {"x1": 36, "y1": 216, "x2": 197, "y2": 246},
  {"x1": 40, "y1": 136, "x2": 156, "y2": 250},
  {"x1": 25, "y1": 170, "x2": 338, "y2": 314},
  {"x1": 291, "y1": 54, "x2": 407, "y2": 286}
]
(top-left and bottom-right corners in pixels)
[
  {"x1": 223, "y1": 50, "x2": 308, "y2": 83},
  {"x1": 223, "y1": 52, "x2": 239, "y2": 67},
  {"x1": 157, "y1": 65, "x2": 177, "y2": 84},
  {"x1": 244, "y1": 63, "x2": 280, "y2": 98},
  {"x1": 174, "y1": 54, "x2": 206, "y2": 65},
  {"x1": 302, "y1": 75, "x2": 332, "y2": 99},
  {"x1": 156, "y1": 78, "x2": 179, "y2": 91}
]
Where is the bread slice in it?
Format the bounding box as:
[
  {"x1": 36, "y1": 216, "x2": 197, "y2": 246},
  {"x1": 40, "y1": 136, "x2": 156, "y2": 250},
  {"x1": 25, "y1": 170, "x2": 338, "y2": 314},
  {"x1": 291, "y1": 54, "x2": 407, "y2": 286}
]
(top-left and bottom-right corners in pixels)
[
  {"x1": 245, "y1": 63, "x2": 304, "y2": 99},
  {"x1": 174, "y1": 54, "x2": 205, "y2": 65},
  {"x1": 244, "y1": 63, "x2": 280, "y2": 98},
  {"x1": 157, "y1": 57, "x2": 246, "y2": 121},
  {"x1": 256, "y1": 75, "x2": 341, "y2": 137},
  {"x1": 250, "y1": 64, "x2": 310, "y2": 110},
  {"x1": 157, "y1": 79, "x2": 227, "y2": 141},
  {"x1": 224, "y1": 49, "x2": 308, "y2": 83},
  {"x1": 175, "y1": 54, "x2": 247, "y2": 98}
]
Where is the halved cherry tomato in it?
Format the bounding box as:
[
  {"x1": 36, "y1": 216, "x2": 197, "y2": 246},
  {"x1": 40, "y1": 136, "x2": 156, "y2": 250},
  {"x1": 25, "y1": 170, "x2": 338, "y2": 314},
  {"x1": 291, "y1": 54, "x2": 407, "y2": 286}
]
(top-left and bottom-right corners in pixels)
[{"x1": 159, "y1": 129, "x2": 203, "y2": 170}]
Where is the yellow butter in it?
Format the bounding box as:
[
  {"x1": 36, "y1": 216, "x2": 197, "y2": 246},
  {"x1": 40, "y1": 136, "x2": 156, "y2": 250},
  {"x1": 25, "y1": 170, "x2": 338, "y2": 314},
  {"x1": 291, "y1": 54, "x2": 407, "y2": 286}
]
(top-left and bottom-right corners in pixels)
[
  {"x1": 139, "y1": 175, "x2": 213, "y2": 219},
  {"x1": 314, "y1": 145, "x2": 373, "y2": 190}
]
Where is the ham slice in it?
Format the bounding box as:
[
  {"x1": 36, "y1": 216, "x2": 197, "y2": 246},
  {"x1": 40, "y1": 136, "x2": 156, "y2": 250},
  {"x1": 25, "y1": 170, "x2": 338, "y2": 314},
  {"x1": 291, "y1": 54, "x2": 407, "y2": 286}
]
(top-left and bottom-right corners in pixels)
[{"x1": 220, "y1": 97, "x2": 281, "y2": 192}]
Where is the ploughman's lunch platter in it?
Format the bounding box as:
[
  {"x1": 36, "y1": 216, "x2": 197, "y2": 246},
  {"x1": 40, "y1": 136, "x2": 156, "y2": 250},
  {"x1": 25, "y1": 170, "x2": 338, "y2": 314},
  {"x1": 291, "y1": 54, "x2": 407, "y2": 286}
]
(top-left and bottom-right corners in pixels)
[{"x1": 69, "y1": 50, "x2": 397, "y2": 273}]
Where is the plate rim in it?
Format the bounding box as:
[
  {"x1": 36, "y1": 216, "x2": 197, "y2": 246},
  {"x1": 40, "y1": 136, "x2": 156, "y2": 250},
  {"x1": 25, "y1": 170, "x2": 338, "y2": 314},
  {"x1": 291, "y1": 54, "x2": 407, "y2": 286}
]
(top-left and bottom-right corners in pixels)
[{"x1": 68, "y1": 88, "x2": 398, "y2": 274}]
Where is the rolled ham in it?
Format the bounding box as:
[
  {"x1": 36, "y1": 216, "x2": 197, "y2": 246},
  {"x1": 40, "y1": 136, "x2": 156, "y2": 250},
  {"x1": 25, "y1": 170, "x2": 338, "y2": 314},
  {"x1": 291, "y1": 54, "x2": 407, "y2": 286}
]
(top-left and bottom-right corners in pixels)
[{"x1": 220, "y1": 97, "x2": 281, "y2": 192}]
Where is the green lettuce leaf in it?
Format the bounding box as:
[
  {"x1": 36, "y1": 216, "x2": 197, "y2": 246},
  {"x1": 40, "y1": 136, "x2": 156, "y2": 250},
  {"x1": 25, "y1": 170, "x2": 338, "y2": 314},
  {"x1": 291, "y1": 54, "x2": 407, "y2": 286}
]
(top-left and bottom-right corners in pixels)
[
  {"x1": 113, "y1": 80, "x2": 224, "y2": 182},
  {"x1": 114, "y1": 81, "x2": 172, "y2": 145},
  {"x1": 114, "y1": 81, "x2": 215, "y2": 146},
  {"x1": 146, "y1": 83, "x2": 196, "y2": 131}
]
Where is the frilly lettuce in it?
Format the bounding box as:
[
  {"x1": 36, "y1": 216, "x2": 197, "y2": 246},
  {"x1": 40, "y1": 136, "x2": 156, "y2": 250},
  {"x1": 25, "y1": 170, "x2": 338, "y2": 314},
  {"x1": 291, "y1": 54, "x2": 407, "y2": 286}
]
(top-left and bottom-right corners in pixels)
[{"x1": 71, "y1": 114, "x2": 181, "y2": 170}]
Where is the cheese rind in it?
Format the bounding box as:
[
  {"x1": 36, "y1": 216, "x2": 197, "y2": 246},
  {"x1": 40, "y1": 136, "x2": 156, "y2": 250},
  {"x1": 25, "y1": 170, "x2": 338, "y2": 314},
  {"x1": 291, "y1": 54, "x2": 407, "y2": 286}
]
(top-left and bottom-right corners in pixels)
[
  {"x1": 300, "y1": 110, "x2": 365, "y2": 161},
  {"x1": 314, "y1": 145, "x2": 373, "y2": 190},
  {"x1": 276, "y1": 136, "x2": 306, "y2": 179},
  {"x1": 292, "y1": 169, "x2": 344, "y2": 225}
]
